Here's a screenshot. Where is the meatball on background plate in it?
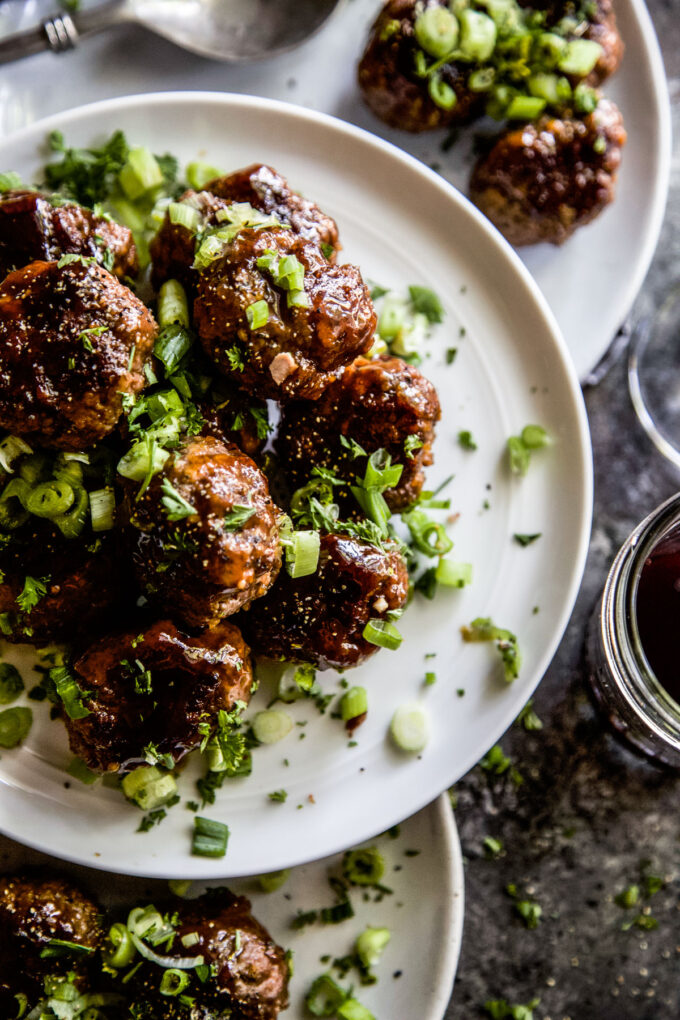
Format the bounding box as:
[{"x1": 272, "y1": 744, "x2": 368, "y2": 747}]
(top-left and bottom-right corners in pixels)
[{"x1": 0, "y1": 93, "x2": 591, "y2": 878}]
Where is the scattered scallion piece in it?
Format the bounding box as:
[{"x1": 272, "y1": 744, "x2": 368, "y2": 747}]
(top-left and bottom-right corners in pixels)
[
  {"x1": 104, "y1": 923, "x2": 137, "y2": 968},
  {"x1": 168, "y1": 202, "x2": 201, "y2": 233},
  {"x1": 118, "y1": 146, "x2": 164, "y2": 200},
  {"x1": 356, "y1": 926, "x2": 391, "y2": 969},
  {"x1": 0, "y1": 706, "x2": 32, "y2": 748},
  {"x1": 458, "y1": 8, "x2": 497, "y2": 61},
  {"x1": 342, "y1": 847, "x2": 385, "y2": 886},
  {"x1": 283, "y1": 529, "x2": 320, "y2": 578},
  {"x1": 66, "y1": 756, "x2": 98, "y2": 785},
  {"x1": 340, "y1": 686, "x2": 368, "y2": 724},
  {"x1": 89, "y1": 487, "x2": 116, "y2": 532},
  {"x1": 252, "y1": 709, "x2": 294, "y2": 745},
  {"x1": 435, "y1": 559, "x2": 472, "y2": 588},
  {"x1": 305, "y1": 974, "x2": 347, "y2": 1016},
  {"x1": 246, "y1": 299, "x2": 269, "y2": 330},
  {"x1": 0, "y1": 663, "x2": 24, "y2": 705},
  {"x1": 258, "y1": 869, "x2": 291, "y2": 893},
  {"x1": 160, "y1": 968, "x2": 192, "y2": 997},
  {"x1": 192, "y1": 815, "x2": 229, "y2": 858},
  {"x1": 389, "y1": 703, "x2": 429, "y2": 753},
  {"x1": 461, "y1": 617, "x2": 521, "y2": 683},
  {"x1": 458, "y1": 430, "x2": 477, "y2": 451},
  {"x1": 122, "y1": 765, "x2": 178, "y2": 811},
  {"x1": 556, "y1": 37, "x2": 602, "y2": 76},
  {"x1": 185, "y1": 160, "x2": 222, "y2": 190},
  {"x1": 338, "y1": 999, "x2": 376, "y2": 1020},
  {"x1": 49, "y1": 665, "x2": 92, "y2": 719},
  {"x1": 362, "y1": 619, "x2": 403, "y2": 651},
  {"x1": 414, "y1": 6, "x2": 459, "y2": 57},
  {"x1": 158, "y1": 279, "x2": 190, "y2": 329}
]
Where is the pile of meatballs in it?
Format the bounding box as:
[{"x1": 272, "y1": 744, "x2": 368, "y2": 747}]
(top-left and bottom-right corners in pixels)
[
  {"x1": 359, "y1": 0, "x2": 627, "y2": 246},
  {"x1": 0, "y1": 872, "x2": 289, "y2": 1018},
  {"x1": 0, "y1": 162, "x2": 440, "y2": 778}
]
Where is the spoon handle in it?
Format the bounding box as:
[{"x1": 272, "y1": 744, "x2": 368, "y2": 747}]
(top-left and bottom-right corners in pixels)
[{"x1": 0, "y1": 0, "x2": 129, "y2": 64}]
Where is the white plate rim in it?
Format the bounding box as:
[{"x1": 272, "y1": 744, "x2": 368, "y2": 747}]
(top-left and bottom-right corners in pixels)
[{"x1": 0, "y1": 90, "x2": 593, "y2": 877}]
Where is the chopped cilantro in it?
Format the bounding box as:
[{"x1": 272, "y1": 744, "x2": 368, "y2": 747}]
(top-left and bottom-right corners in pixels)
[
  {"x1": 268, "y1": 789, "x2": 288, "y2": 803},
  {"x1": 16, "y1": 575, "x2": 49, "y2": 613},
  {"x1": 408, "y1": 285, "x2": 444, "y2": 324},
  {"x1": 516, "y1": 699, "x2": 543, "y2": 731},
  {"x1": 479, "y1": 744, "x2": 511, "y2": 775},
  {"x1": 483, "y1": 836, "x2": 503, "y2": 858},
  {"x1": 223, "y1": 505, "x2": 256, "y2": 531},
  {"x1": 160, "y1": 479, "x2": 197, "y2": 521},
  {"x1": 404, "y1": 435, "x2": 424, "y2": 459},
  {"x1": 458, "y1": 430, "x2": 477, "y2": 451},
  {"x1": 445, "y1": 347, "x2": 458, "y2": 364},
  {"x1": 45, "y1": 128, "x2": 129, "y2": 206},
  {"x1": 513, "y1": 533, "x2": 541, "y2": 547}
]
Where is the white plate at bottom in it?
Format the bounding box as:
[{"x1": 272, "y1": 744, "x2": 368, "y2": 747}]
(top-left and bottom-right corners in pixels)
[{"x1": 0, "y1": 794, "x2": 463, "y2": 1020}]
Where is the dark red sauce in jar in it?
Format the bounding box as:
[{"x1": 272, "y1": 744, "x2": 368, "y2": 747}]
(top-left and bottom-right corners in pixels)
[{"x1": 635, "y1": 532, "x2": 680, "y2": 704}]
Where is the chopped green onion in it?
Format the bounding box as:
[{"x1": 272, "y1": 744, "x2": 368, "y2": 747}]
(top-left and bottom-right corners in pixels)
[
  {"x1": 378, "y1": 296, "x2": 407, "y2": 341},
  {"x1": 0, "y1": 171, "x2": 23, "y2": 193},
  {"x1": 66, "y1": 757, "x2": 98, "y2": 785},
  {"x1": 356, "y1": 926, "x2": 391, "y2": 969},
  {"x1": 180, "y1": 932, "x2": 200, "y2": 948},
  {"x1": 469, "y1": 67, "x2": 496, "y2": 92},
  {"x1": 127, "y1": 905, "x2": 166, "y2": 939},
  {"x1": 169, "y1": 880, "x2": 192, "y2": 898},
  {"x1": 192, "y1": 815, "x2": 229, "y2": 858},
  {"x1": 429, "y1": 73, "x2": 457, "y2": 111},
  {"x1": 390, "y1": 703, "x2": 429, "y2": 752},
  {"x1": 160, "y1": 969, "x2": 191, "y2": 996},
  {"x1": 252, "y1": 709, "x2": 293, "y2": 745},
  {"x1": 158, "y1": 279, "x2": 190, "y2": 329},
  {"x1": 284, "y1": 529, "x2": 320, "y2": 578},
  {"x1": 25, "y1": 480, "x2": 74, "y2": 518},
  {"x1": 0, "y1": 706, "x2": 32, "y2": 748},
  {"x1": 118, "y1": 438, "x2": 170, "y2": 485},
  {"x1": 104, "y1": 923, "x2": 137, "y2": 968},
  {"x1": 338, "y1": 999, "x2": 376, "y2": 1020},
  {"x1": 185, "y1": 161, "x2": 222, "y2": 190},
  {"x1": 0, "y1": 663, "x2": 23, "y2": 705},
  {"x1": 557, "y1": 38, "x2": 602, "y2": 76},
  {"x1": 409, "y1": 285, "x2": 444, "y2": 324},
  {"x1": 50, "y1": 666, "x2": 91, "y2": 719},
  {"x1": 505, "y1": 95, "x2": 546, "y2": 120},
  {"x1": 89, "y1": 487, "x2": 115, "y2": 532},
  {"x1": 521, "y1": 425, "x2": 549, "y2": 449},
  {"x1": 363, "y1": 619, "x2": 403, "y2": 650},
  {"x1": 246, "y1": 299, "x2": 269, "y2": 330},
  {"x1": 573, "y1": 82, "x2": 599, "y2": 115},
  {"x1": 122, "y1": 766, "x2": 178, "y2": 811},
  {"x1": 402, "y1": 508, "x2": 453, "y2": 557},
  {"x1": 129, "y1": 931, "x2": 204, "y2": 970},
  {"x1": 414, "y1": 6, "x2": 459, "y2": 57},
  {"x1": 258, "y1": 869, "x2": 291, "y2": 893},
  {"x1": 340, "y1": 686, "x2": 368, "y2": 723},
  {"x1": 154, "y1": 323, "x2": 194, "y2": 376},
  {"x1": 343, "y1": 847, "x2": 385, "y2": 886},
  {"x1": 305, "y1": 974, "x2": 347, "y2": 1016},
  {"x1": 118, "y1": 147, "x2": 164, "y2": 200},
  {"x1": 534, "y1": 31, "x2": 568, "y2": 67},
  {"x1": 528, "y1": 72, "x2": 571, "y2": 105},
  {"x1": 458, "y1": 9, "x2": 497, "y2": 61},
  {"x1": 507, "y1": 435, "x2": 530, "y2": 475},
  {"x1": 461, "y1": 617, "x2": 521, "y2": 683},
  {"x1": 0, "y1": 435, "x2": 32, "y2": 473},
  {"x1": 287, "y1": 288, "x2": 311, "y2": 308},
  {"x1": 168, "y1": 202, "x2": 201, "y2": 233},
  {"x1": 435, "y1": 559, "x2": 472, "y2": 588},
  {"x1": 277, "y1": 254, "x2": 305, "y2": 291}
]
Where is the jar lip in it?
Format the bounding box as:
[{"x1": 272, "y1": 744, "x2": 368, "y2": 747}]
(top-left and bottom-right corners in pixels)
[{"x1": 600, "y1": 491, "x2": 680, "y2": 746}]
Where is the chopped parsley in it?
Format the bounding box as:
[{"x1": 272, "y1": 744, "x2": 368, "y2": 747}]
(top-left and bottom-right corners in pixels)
[
  {"x1": 224, "y1": 345, "x2": 245, "y2": 371},
  {"x1": 445, "y1": 347, "x2": 458, "y2": 364},
  {"x1": 268, "y1": 789, "x2": 288, "y2": 803},
  {"x1": 458, "y1": 430, "x2": 477, "y2": 451},
  {"x1": 408, "y1": 285, "x2": 444, "y2": 324}
]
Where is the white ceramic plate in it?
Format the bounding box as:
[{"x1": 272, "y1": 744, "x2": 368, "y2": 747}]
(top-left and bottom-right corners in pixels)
[
  {"x1": 0, "y1": 795, "x2": 463, "y2": 1020},
  {"x1": 0, "y1": 92, "x2": 591, "y2": 877},
  {"x1": 0, "y1": 0, "x2": 671, "y2": 379}
]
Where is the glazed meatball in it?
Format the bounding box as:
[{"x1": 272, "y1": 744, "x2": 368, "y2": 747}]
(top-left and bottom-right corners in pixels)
[
  {"x1": 149, "y1": 188, "x2": 232, "y2": 292},
  {"x1": 0, "y1": 522, "x2": 126, "y2": 647},
  {"x1": 0, "y1": 259, "x2": 157, "y2": 450},
  {"x1": 0, "y1": 189, "x2": 138, "y2": 282},
  {"x1": 126, "y1": 435, "x2": 281, "y2": 629},
  {"x1": 207, "y1": 164, "x2": 340, "y2": 258},
  {"x1": 469, "y1": 98, "x2": 626, "y2": 246},
  {"x1": 126, "y1": 890, "x2": 289, "y2": 1020},
  {"x1": 65, "y1": 618, "x2": 253, "y2": 773},
  {"x1": 194, "y1": 228, "x2": 376, "y2": 401},
  {"x1": 278, "y1": 355, "x2": 441, "y2": 511},
  {"x1": 0, "y1": 874, "x2": 101, "y2": 1008},
  {"x1": 358, "y1": 0, "x2": 482, "y2": 132},
  {"x1": 200, "y1": 380, "x2": 271, "y2": 461},
  {"x1": 242, "y1": 533, "x2": 409, "y2": 670}
]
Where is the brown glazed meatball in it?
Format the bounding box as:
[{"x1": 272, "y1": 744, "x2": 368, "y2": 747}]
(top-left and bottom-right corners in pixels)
[
  {"x1": 200, "y1": 382, "x2": 270, "y2": 461},
  {"x1": 0, "y1": 259, "x2": 157, "y2": 450},
  {"x1": 127, "y1": 890, "x2": 289, "y2": 1020},
  {"x1": 0, "y1": 874, "x2": 101, "y2": 1008},
  {"x1": 207, "y1": 164, "x2": 340, "y2": 258},
  {"x1": 0, "y1": 189, "x2": 138, "y2": 282},
  {"x1": 65, "y1": 618, "x2": 253, "y2": 773},
  {"x1": 0, "y1": 523, "x2": 125, "y2": 647},
  {"x1": 469, "y1": 98, "x2": 626, "y2": 246},
  {"x1": 358, "y1": 0, "x2": 482, "y2": 132},
  {"x1": 278, "y1": 355, "x2": 441, "y2": 511},
  {"x1": 194, "y1": 228, "x2": 376, "y2": 401},
  {"x1": 127, "y1": 435, "x2": 281, "y2": 629},
  {"x1": 149, "y1": 189, "x2": 232, "y2": 292},
  {"x1": 243, "y1": 533, "x2": 409, "y2": 670}
]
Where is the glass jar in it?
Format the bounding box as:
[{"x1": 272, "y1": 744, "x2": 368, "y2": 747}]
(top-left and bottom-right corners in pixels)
[{"x1": 587, "y1": 492, "x2": 680, "y2": 767}]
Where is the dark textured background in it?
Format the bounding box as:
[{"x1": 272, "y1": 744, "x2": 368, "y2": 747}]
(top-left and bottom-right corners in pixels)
[{"x1": 446, "y1": 4, "x2": 680, "y2": 1015}]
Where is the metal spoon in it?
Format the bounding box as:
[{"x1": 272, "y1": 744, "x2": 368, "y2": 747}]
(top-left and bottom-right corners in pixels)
[{"x1": 0, "y1": 0, "x2": 342, "y2": 64}]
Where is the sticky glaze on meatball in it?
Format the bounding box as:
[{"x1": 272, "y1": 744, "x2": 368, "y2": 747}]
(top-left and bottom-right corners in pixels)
[
  {"x1": 127, "y1": 890, "x2": 289, "y2": 1020},
  {"x1": 200, "y1": 381, "x2": 271, "y2": 461},
  {"x1": 149, "y1": 189, "x2": 232, "y2": 293},
  {"x1": 0, "y1": 189, "x2": 138, "y2": 282},
  {"x1": 278, "y1": 355, "x2": 441, "y2": 511},
  {"x1": 65, "y1": 618, "x2": 252, "y2": 773},
  {"x1": 126, "y1": 435, "x2": 281, "y2": 629},
  {"x1": 0, "y1": 260, "x2": 157, "y2": 450},
  {"x1": 242, "y1": 533, "x2": 409, "y2": 670},
  {"x1": 0, "y1": 874, "x2": 101, "y2": 1008},
  {"x1": 358, "y1": 0, "x2": 482, "y2": 132},
  {"x1": 207, "y1": 164, "x2": 340, "y2": 258},
  {"x1": 194, "y1": 228, "x2": 376, "y2": 401},
  {"x1": 469, "y1": 98, "x2": 626, "y2": 246},
  {"x1": 0, "y1": 523, "x2": 126, "y2": 647}
]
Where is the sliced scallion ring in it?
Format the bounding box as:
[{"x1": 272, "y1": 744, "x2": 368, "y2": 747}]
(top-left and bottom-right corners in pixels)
[
  {"x1": 389, "y1": 703, "x2": 429, "y2": 753},
  {"x1": 362, "y1": 619, "x2": 403, "y2": 651}
]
